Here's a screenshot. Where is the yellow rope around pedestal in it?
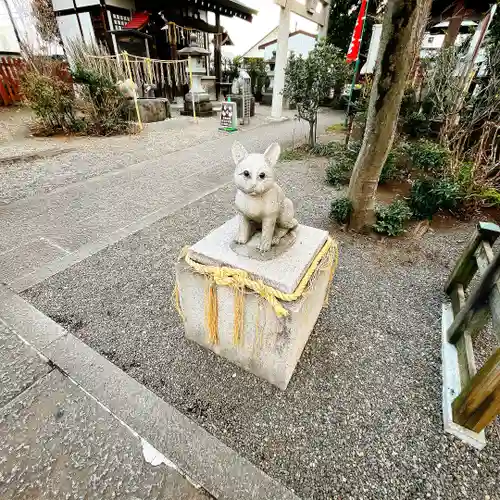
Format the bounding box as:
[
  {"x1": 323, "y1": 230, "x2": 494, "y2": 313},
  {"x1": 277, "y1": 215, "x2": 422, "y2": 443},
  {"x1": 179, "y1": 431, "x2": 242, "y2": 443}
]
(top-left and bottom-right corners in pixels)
[{"x1": 175, "y1": 237, "x2": 339, "y2": 346}]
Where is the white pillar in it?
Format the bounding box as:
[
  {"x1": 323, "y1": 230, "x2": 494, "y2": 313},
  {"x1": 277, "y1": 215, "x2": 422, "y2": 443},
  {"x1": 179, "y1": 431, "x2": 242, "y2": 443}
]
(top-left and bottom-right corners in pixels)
[
  {"x1": 318, "y1": 1, "x2": 331, "y2": 39},
  {"x1": 271, "y1": 2, "x2": 290, "y2": 119}
]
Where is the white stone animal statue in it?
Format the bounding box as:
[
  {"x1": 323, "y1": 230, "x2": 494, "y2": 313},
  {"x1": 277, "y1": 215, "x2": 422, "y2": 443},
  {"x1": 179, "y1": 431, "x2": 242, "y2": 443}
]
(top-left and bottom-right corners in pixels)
[
  {"x1": 231, "y1": 68, "x2": 250, "y2": 95},
  {"x1": 116, "y1": 78, "x2": 137, "y2": 98},
  {"x1": 232, "y1": 141, "x2": 298, "y2": 252}
]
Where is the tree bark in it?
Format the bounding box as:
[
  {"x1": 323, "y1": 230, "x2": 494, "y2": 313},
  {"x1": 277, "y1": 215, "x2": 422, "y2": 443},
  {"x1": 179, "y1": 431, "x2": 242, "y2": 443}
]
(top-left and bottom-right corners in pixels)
[
  {"x1": 443, "y1": 0, "x2": 465, "y2": 49},
  {"x1": 347, "y1": 0, "x2": 431, "y2": 231}
]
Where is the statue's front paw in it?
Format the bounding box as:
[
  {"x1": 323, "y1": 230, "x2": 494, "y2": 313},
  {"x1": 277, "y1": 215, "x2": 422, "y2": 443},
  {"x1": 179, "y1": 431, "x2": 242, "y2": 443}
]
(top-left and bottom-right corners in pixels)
[
  {"x1": 235, "y1": 236, "x2": 249, "y2": 245},
  {"x1": 259, "y1": 240, "x2": 271, "y2": 252}
]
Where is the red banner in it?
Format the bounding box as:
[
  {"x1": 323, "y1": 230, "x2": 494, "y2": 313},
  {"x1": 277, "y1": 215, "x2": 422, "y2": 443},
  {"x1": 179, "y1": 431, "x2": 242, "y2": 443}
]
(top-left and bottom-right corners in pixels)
[{"x1": 346, "y1": 0, "x2": 368, "y2": 63}]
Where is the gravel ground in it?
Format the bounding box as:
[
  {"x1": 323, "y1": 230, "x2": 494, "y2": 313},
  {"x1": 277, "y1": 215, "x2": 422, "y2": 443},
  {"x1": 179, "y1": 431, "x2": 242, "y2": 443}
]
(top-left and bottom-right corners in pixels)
[
  {"x1": 0, "y1": 106, "x2": 309, "y2": 204},
  {"x1": 23, "y1": 158, "x2": 500, "y2": 499}
]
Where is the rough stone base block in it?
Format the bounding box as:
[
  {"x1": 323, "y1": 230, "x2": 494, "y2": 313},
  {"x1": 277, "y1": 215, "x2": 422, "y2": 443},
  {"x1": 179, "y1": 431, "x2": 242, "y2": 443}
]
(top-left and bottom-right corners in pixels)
[
  {"x1": 125, "y1": 98, "x2": 171, "y2": 123},
  {"x1": 175, "y1": 217, "x2": 331, "y2": 390},
  {"x1": 181, "y1": 100, "x2": 215, "y2": 117}
]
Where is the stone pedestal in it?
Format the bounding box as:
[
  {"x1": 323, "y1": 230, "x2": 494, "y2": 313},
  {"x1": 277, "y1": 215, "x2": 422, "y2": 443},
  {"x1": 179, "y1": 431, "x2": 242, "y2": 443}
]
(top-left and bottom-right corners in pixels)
[
  {"x1": 180, "y1": 98, "x2": 215, "y2": 117},
  {"x1": 227, "y1": 95, "x2": 255, "y2": 119},
  {"x1": 175, "y1": 217, "x2": 331, "y2": 390},
  {"x1": 125, "y1": 98, "x2": 171, "y2": 123},
  {"x1": 261, "y1": 92, "x2": 273, "y2": 106}
]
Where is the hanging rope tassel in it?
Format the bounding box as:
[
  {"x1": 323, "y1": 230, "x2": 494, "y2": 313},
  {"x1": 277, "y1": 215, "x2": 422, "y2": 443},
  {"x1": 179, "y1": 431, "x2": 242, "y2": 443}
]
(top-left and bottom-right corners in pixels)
[
  {"x1": 172, "y1": 281, "x2": 185, "y2": 322},
  {"x1": 233, "y1": 286, "x2": 245, "y2": 346},
  {"x1": 205, "y1": 279, "x2": 219, "y2": 344}
]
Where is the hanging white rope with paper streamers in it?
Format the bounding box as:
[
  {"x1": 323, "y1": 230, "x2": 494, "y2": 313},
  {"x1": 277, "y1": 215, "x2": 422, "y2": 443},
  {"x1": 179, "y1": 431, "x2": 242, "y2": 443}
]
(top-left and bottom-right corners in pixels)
[{"x1": 84, "y1": 52, "x2": 188, "y2": 93}]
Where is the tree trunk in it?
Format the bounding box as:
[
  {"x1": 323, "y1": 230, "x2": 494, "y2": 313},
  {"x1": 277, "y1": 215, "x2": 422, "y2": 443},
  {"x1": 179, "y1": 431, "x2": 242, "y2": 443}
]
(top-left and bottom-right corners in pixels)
[
  {"x1": 443, "y1": 0, "x2": 465, "y2": 49},
  {"x1": 347, "y1": 0, "x2": 431, "y2": 231},
  {"x1": 309, "y1": 120, "x2": 315, "y2": 147}
]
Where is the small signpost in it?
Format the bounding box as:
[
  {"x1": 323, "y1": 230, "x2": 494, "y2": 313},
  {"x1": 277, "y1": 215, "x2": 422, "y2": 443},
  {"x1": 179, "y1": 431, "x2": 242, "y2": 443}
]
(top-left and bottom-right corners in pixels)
[{"x1": 219, "y1": 100, "x2": 238, "y2": 132}]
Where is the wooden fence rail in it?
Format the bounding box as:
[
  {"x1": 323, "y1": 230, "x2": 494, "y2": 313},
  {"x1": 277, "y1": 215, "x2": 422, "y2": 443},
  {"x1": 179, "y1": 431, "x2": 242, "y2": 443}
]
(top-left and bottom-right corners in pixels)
[
  {"x1": 0, "y1": 56, "x2": 26, "y2": 106},
  {"x1": 442, "y1": 221, "x2": 500, "y2": 449}
]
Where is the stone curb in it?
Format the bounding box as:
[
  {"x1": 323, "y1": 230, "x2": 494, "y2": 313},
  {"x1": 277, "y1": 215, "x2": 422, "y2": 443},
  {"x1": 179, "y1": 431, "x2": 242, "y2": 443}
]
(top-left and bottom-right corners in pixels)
[
  {"x1": 0, "y1": 284, "x2": 300, "y2": 500},
  {"x1": 0, "y1": 147, "x2": 75, "y2": 165}
]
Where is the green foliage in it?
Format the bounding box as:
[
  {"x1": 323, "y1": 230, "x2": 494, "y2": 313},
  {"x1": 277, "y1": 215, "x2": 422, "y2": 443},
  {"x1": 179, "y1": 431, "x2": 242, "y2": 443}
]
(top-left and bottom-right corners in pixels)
[
  {"x1": 373, "y1": 199, "x2": 412, "y2": 236},
  {"x1": 222, "y1": 56, "x2": 242, "y2": 82},
  {"x1": 283, "y1": 40, "x2": 349, "y2": 146},
  {"x1": 326, "y1": 155, "x2": 354, "y2": 185},
  {"x1": 402, "y1": 112, "x2": 430, "y2": 138},
  {"x1": 327, "y1": 0, "x2": 381, "y2": 53},
  {"x1": 330, "y1": 197, "x2": 352, "y2": 224},
  {"x1": 478, "y1": 188, "x2": 500, "y2": 207},
  {"x1": 245, "y1": 57, "x2": 266, "y2": 94},
  {"x1": 407, "y1": 139, "x2": 449, "y2": 175},
  {"x1": 409, "y1": 178, "x2": 463, "y2": 219},
  {"x1": 20, "y1": 61, "x2": 80, "y2": 135},
  {"x1": 326, "y1": 123, "x2": 347, "y2": 133},
  {"x1": 71, "y1": 64, "x2": 130, "y2": 135},
  {"x1": 322, "y1": 142, "x2": 359, "y2": 185},
  {"x1": 379, "y1": 144, "x2": 408, "y2": 183},
  {"x1": 66, "y1": 39, "x2": 133, "y2": 136},
  {"x1": 379, "y1": 151, "x2": 398, "y2": 184},
  {"x1": 311, "y1": 140, "x2": 347, "y2": 157},
  {"x1": 280, "y1": 147, "x2": 310, "y2": 162}
]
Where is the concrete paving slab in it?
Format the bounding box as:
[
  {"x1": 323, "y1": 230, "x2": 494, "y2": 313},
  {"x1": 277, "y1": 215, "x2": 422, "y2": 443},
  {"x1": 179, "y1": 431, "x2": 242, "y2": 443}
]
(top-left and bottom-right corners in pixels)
[
  {"x1": 0, "y1": 284, "x2": 66, "y2": 350},
  {"x1": 0, "y1": 238, "x2": 68, "y2": 284},
  {"x1": 0, "y1": 369, "x2": 209, "y2": 500},
  {"x1": 0, "y1": 111, "x2": 341, "y2": 286},
  {"x1": 42, "y1": 332, "x2": 299, "y2": 500},
  {"x1": 0, "y1": 323, "x2": 52, "y2": 407}
]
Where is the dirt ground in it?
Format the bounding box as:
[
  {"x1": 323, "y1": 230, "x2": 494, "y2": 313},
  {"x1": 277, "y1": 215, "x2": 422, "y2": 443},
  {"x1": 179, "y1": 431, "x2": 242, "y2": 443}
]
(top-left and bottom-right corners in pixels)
[{"x1": 23, "y1": 156, "x2": 500, "y2": 500}]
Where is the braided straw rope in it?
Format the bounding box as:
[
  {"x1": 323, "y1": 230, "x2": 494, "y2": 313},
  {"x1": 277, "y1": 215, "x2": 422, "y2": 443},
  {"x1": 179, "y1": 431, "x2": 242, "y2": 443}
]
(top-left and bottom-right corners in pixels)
[{"x1": 183, "y1": 237, "x2": 339, "y2": 319}]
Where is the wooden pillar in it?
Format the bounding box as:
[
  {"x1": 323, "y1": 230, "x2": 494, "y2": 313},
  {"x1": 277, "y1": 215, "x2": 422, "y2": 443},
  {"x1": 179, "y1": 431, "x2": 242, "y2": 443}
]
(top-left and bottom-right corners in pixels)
[
  {"x1": 452, "y1": 349, "x2": 500, "y2": 432},
  {"x1": 443, "y1": 0, "x2": 465, "y2": 49},
  {"x1": 215, "y1": 12, "x2": 221, "y2": 100}
]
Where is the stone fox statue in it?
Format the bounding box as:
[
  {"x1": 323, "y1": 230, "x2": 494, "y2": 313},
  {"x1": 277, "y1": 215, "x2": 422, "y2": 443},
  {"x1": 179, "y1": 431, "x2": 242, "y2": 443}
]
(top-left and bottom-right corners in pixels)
[{"x1": 232, "y1": 141, "x2": 298, "y2": 252}]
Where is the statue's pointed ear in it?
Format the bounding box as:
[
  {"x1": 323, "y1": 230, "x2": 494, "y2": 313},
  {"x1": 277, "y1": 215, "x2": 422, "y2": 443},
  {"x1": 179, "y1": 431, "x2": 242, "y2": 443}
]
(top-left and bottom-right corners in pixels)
[
  {"x1": 232, "y1": 141, "x2": 248, "y2": 165},
  {"x1": 264, "y1": 143, "x2": 280, "y2": 167}
]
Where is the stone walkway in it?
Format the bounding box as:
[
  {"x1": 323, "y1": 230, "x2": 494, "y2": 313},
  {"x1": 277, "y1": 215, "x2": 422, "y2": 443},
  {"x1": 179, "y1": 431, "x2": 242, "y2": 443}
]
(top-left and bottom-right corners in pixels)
[
  {"x1": 0, "y1": 308, "x2": 209, "y2": 500},
  {"x1": 0, "y1": 284, "x2": 298, "y2": 500},
  {"x1": 0, "y1": 108, "x2": 342, "y2": 499},
  {"x1": 0, "y1": 109, "x2": 342, "y2": 293}
]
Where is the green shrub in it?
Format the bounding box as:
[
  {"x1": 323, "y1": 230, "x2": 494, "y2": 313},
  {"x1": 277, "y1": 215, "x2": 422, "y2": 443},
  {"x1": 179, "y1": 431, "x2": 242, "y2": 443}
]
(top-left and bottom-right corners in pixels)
[
  {"x1": 403, "y1": 112, "x2": 430, "y2": 138},
  {"x1": 20, "y1": 61, "x2": 81, "y2": 135},
  {"x1": 478, "y1": 188, "x2": 500, "y2": 207},
  {"x1": 326, "y1": 156, "x2": 354, "y2": 185},
  {"x1": 373, "y1": 199, "x2": 412, "y2": 236},
  {"x1": 280, "y1": 147, "x2": 310, "y2": 161},
  {"x1": 330, "y1": 197, "x2": 352, "y2": 224},
  {"x1": 407, "y1": 139, "x2": 450, "y2": 175},
  {"x1": 311, "y1": 141, "x2": 344, "y2": 157},
  {"x1": 71, "y1": 64, "x2": 131, "y2": 136},
  {"x1": 409, "y1": 178, "x2": 462, "y2": 218},
  {"x1": 379, "y1": 150, "x2": 400, "y2": 183}
]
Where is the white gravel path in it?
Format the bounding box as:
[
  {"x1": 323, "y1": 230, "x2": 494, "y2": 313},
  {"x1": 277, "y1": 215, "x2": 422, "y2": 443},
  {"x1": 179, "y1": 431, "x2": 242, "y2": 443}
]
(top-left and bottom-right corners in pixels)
[{"x1": 23, "y1": 157, "x2": 500, "y2": 500}]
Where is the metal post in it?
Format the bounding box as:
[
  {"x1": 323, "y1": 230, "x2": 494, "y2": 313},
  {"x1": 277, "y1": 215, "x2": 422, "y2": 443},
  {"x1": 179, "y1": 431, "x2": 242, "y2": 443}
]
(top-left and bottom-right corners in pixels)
[
  {"x1": 271, "y1": 2, "x2": 290, "y2": 119},
  {"x1": 215, "y1": 12, "x2": 222, "y2": 100}
]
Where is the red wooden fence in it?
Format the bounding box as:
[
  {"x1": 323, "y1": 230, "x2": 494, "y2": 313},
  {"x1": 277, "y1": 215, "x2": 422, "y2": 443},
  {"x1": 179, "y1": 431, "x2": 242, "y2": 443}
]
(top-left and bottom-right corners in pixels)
[{"x1": 0, "y1": 56, "x2": 26, "y2": 106}]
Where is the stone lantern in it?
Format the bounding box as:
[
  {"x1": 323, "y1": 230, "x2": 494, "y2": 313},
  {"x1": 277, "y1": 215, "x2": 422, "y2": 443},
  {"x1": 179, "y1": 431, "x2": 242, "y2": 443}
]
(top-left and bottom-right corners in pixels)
[
  {"x1": 178, "y1": 33, "x2": 214, "y2": 117},
  {"x1": 262, "y1": 51, "x2": 276, "y2": 106}
]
